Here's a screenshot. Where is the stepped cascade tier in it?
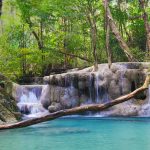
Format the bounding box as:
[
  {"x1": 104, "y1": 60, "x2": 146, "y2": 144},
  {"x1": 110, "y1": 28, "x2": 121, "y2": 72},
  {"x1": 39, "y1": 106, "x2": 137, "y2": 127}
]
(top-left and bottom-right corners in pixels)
[
  {"x1": 42, "y1": 62, "x2": 150, "y2": 117},
  {"x1": 10, "y1": 62, "x2": 150, "y2": 118},
  {"x1": 15, "y1": 85, "x2": 48, "y2": 118}
]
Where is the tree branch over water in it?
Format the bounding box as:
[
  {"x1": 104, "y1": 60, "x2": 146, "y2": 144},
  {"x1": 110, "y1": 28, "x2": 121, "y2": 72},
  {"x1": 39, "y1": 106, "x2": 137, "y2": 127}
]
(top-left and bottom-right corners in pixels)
[{"x1": 0, "y1": 74, "x2": 149, "y2": 130}]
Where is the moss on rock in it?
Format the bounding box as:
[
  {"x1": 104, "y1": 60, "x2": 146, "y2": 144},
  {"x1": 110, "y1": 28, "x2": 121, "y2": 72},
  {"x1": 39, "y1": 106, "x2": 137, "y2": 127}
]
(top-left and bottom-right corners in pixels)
[{"x1": 0, "y1": 74, "x2": 21, "y2": 124}]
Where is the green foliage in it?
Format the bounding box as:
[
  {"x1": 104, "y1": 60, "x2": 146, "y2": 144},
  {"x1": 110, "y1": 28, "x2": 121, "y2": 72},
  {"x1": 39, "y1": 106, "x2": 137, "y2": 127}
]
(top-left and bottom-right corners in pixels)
[
  {"x1": 130, "y1": 48, "x2": 146, "y2": 62},
  {"x1": 0, "y1": 0, "x2": 149, "y2": 81}
]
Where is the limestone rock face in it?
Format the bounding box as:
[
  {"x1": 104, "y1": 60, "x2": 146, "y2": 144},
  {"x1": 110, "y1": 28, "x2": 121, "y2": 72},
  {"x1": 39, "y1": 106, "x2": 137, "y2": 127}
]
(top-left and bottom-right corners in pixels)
[
  {"x1": 108, "y1": 80, "x2": 120, "y2": 99},
  {"x1": 110, "y1": 102, "x2": 140, "y2": 117},
  {"x1": 0, "y1": 74, "x2": 21, "y2": 124},
  {"x1": 40, "y1": 85, "x2": 51, "y2": 109},
  {"x1": 43, "y1": 62, "x2": 150, "y2": 116},
  {"x1": 48, "y1": 103, "x2": 62, "y2": 113}
]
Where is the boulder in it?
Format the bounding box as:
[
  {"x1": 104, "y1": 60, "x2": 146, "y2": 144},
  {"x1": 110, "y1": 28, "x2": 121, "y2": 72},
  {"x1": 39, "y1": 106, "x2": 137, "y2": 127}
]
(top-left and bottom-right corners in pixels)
[
  {"x1": 40, "y1": 85, "x2": 51, "y2": 109},
  {"x1": 108, "y1": 80, "x2": 120, "y2": 99},
  {"x1": 48, "y1": 103, "x2": 62, "y2": 113},
  {"x1": 0, "y1": 74, "x2": 21, "y2": 124}
]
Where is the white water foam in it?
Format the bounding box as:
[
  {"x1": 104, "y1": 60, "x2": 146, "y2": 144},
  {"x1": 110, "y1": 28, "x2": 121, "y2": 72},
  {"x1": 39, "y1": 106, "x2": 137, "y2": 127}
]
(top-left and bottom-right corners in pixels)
[{"x1": 17, "y1": 85, "x2": 48, "y2": 118}]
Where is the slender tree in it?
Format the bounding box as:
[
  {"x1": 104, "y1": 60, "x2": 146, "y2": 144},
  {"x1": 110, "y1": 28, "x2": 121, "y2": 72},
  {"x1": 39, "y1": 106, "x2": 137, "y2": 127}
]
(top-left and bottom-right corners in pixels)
[
  {"x1": 85, "y1": 0, "x2": 98, "y2": 71},
  {"x1": 139, "y1": 0, "x2": 150, "y2": 56},
  {"x1": 103, "y1": 0, "x2": 137, "y2": 62},
  {"x1": 104, "y1": 0, "x2": 112, "y2": 68},
  {"x1": 0, "y1": 0, "x2": 2, "y2": 16}
]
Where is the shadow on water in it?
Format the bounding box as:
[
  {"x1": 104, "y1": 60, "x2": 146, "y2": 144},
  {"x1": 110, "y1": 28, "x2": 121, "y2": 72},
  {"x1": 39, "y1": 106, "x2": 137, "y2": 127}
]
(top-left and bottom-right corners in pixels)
[
  {"x1": 59, "y1": 116, "x2": 150, "y2": 123},
  {"x1": 0, "y1": 119, "x2": 91, "y2": 137}
]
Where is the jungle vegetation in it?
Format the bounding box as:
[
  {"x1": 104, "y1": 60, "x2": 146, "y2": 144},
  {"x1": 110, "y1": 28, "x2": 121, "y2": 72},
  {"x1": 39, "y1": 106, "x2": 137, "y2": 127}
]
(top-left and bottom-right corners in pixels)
[{"x1": 0, "y1": 0, "x2": 149, "y2": 80}]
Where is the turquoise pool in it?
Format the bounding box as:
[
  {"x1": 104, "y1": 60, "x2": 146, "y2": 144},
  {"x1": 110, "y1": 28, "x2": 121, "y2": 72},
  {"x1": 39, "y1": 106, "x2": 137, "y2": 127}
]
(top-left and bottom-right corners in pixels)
[{"x1": 0, "y1": 117, "x2": 150, "y2": 150}]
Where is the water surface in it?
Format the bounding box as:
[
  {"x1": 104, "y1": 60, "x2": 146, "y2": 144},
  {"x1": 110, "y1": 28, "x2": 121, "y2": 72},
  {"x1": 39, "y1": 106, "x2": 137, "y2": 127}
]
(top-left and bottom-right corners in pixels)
[{"x1": 0, "y1": 117, "x2": 150, "y2": 150}]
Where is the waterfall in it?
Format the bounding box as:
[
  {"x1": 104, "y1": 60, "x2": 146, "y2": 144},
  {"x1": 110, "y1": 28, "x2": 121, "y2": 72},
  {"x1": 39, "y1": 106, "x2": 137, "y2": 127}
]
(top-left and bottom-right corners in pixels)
[
  {"x1": 15, "y1": 63, "x2": 150, "y2": 118},
  {"x1": 93, "y1": 68, "x2": 110, "y2": 104},
  {"x1": 89, "y1": 64, "x2": 128, "y2": 117},
  {"x1": 17, "y1": 85, "x2": 48, "y2": 118},
  {"x1": 95, "y1": 73, "x2": 100, "y2": 103}
]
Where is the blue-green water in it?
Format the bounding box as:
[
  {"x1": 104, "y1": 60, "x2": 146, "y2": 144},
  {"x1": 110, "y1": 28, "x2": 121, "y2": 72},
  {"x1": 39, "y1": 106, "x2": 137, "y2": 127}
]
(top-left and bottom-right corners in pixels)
[{"x1": 1, "y1": 117, "x2": 150, "y2": 150}]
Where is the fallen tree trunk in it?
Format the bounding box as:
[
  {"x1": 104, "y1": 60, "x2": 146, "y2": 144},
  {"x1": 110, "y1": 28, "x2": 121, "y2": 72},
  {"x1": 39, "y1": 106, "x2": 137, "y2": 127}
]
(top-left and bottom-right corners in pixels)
[{"x1": 0, "y1": 74, "x2": 149, "y2": 130}]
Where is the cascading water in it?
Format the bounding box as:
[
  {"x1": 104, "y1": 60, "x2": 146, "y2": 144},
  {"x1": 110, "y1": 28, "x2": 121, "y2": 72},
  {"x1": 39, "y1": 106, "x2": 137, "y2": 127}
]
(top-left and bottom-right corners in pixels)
[
  {"x1": 90, "y1": 64, "x2": 129, "y2": 117},
  {"x1": 89, "y1": 73, "x2": 93, "y2": 102},
  {"x1": 87, "y1": 68, "x2": 110, "y2": 117},
  {"x1": 15, "y1": 63, "x2": 150, "y2": 118},
  {"x1": 17, "y1": 85, "x2": 48, "y2": 118},
  {"x1": 93, "y1": 68, "x2": 110, "y2": 104},
  {"x1": 95, "y1": 73, "x2": 100, "y2": 103}
]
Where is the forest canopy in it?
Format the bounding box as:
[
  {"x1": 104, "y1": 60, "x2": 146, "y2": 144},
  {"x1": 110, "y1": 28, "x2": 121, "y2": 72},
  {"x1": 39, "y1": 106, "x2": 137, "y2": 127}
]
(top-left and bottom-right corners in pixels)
[{"x1": 0, "y1": 0, "x2": 149, "y2": 80}]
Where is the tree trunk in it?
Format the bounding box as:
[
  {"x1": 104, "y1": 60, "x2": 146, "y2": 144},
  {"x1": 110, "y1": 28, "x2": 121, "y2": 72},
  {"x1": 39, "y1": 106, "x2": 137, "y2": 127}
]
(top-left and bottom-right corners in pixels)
[
  {"x1": 104, "y1": 0, "x2": 112, "y2": 68},
  {"x1": 0, "y1": 0, "x2": 2, "y2": 16},
  {"x1": 40, "y1": 21, "x2": 45, "y2": 75},
  {"x1": 21, "y1": 24, "x2": 27, "y2": 76},
  {"x1": 27, "y1": 19, "x2": 45, "y2": 75},
  {"x1": 62, "y1": 17, "x2": 69, "y2": 69},
  {"x1": 0, "y1": 74, "x2": 149, "y2": 130},
  {"x1": 103, "y1": 1, "x2": 137, "y2": 62},
  {"x1": 32, "y1": 30, "x2": 43, "y2": 50},
  {"x1": 139, "y1": 0, "x2": 150, "y2": 55},
  {"x1": 86, "y1": 2, "x2": 98, "y2": 71},
  {"x1": 92, "y1": 20, "x2": 98, "y2": 71}
]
